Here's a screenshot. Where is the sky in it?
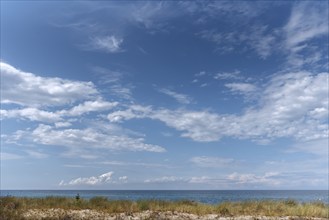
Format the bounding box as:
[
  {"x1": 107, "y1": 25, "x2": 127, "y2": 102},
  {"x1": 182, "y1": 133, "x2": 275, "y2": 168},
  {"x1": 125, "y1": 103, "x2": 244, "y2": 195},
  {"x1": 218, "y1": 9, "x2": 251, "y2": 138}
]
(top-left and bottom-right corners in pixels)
[{"x1": 0, "y1": 1, "x2": 328, "y2": 190}]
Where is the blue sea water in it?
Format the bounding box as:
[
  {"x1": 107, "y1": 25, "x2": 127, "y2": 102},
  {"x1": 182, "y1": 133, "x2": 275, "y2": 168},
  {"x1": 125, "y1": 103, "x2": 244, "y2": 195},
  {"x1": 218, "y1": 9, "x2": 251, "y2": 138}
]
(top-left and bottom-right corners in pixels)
[{"x1": 1, "y1": 190, "x2": 328, "y2": 204}]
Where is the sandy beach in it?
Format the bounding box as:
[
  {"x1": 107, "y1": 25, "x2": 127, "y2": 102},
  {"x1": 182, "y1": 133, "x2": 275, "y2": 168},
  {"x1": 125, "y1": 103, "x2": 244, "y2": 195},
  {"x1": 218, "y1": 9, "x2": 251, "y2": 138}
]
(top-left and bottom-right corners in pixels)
[
  {"x1": 2, "y1": 196, "x2": 328, "y2": 220},
  {"x1": 22, "y1": 209, "x2": 328, "y2": 220}
]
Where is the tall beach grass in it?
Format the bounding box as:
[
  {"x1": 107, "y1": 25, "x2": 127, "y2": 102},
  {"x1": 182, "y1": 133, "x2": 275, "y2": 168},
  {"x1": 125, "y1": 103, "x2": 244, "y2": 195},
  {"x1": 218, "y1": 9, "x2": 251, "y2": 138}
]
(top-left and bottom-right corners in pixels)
[{"x1": 1, "y1": 196, "x2": 328, "y2": 219}]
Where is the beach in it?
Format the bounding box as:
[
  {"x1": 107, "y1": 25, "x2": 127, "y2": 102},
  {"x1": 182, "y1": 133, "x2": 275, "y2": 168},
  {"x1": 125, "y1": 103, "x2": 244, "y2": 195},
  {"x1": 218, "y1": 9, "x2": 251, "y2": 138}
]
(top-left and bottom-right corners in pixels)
[
  {"x1": 1, "y1": 196, "x2": 328, "y2": 220},
  {"x1": 22, "y1": 209, "x2": 329, "y2": 220}
]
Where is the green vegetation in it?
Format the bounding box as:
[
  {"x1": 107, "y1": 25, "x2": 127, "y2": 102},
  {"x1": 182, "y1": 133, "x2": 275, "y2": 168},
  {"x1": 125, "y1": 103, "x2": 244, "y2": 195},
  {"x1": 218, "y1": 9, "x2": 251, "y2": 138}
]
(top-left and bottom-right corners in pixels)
[{"x1": 1, "y1": 196, "x2": 328, "y2": 219}]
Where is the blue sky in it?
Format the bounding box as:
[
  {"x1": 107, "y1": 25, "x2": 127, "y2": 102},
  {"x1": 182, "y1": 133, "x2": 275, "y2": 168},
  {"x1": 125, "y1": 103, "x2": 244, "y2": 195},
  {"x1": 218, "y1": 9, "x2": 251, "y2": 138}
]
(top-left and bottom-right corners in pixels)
[{"x1": 1, "y1": 1, "x2": 328, "y2": 190}]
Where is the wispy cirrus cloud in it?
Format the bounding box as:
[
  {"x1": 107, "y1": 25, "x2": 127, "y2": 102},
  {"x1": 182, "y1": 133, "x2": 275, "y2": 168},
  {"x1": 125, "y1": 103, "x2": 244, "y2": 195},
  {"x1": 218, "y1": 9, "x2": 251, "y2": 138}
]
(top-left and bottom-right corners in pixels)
[
  {"x1": 284, "y1": 2, "x2": 328, "y2": 51},
  {"x1": 289, "y1": 139, "x2": 329, "y2": 157},
  {"x1": 92, "y1": 66, "x2": 133, "y2": 100},
  {"x1": 151, "y1": 109, "x2": 224, "y2": 142},
  {"x1": 158, "y1": 88, "x2": 193, "y2": 104},
  {"x1": 7, "y1": 123, "x2": 166, "y2": 155},
  {"x1": 0, "y1": 150, "x2": 48, "y2": 160},
  {"x1": 194, "y1": 71, "x2": 206, "y2": 77},
  {"x1": 107, "y1": 71, "x2": 328, "y2": 144},
  {"x1": 143, "y1": 171, "x2": 282, "y2": 187},
  {"x1": 89, "y1": 35, "x2": 124, "y2": 53},
  {"x1": 144, "y1": 176, "x2": 185, "y2": 183},
  {"x1": 227, "y1": 172, "x2": 281, "y2": 186},
  {"x1": 143, "y1": 175, "x2": 227, "y2": 185},
  {"x1": 25, "y1": 150, "x2": 48, "y2": 159},
  {"x1": 225, "y1": 82, "x2": 257, "y2": 93},
  {"x1": 214, "y1": 70, "x2": 243, "y2": 80},
  {"x1": 0, "y1": 152, "x2": 23, "y2": 160},
  {"x1": 100, "y1": 160, "x2": 172, "y2": 169},
  {"x1": 190, "y1": 156, "x2": 237, "y2": 168},
  {"x1": 283, "y1": 2, "x2": 328, "y2": 69},
  {"x1": 143, "y1": 169, "x2": 326, "y2": 188},
  {"x1": 202, "y1": 1, "x2": 270, "y2": 19},
  {"x1": 197, "y1": 24, "x2": 278, "y2": 59},
  {"x1": 130, "y1": 1, "x2": 181, "y2": 31}
]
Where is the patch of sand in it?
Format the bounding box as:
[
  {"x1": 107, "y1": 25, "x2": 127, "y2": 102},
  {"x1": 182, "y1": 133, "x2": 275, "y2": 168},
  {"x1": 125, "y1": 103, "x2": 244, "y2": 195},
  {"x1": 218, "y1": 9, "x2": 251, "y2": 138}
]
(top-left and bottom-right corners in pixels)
[{"x1": 23, "y1": 209, "x2": 328, "y2": 220}]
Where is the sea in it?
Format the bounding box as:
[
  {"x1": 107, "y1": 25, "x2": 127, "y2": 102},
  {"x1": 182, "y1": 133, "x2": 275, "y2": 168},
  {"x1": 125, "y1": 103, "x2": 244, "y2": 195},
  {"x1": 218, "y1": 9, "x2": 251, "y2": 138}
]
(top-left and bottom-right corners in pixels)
[{"x1": 1, "y1": 190, "x2": 328, "y2": 204}]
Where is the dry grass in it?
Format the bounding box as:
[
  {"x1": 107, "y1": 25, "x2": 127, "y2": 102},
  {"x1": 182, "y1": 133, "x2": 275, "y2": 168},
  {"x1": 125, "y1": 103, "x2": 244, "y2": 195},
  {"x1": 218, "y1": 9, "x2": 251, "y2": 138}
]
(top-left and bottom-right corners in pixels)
[{"x1": 1, "y1": 196, "x2": 328, "y2": 219}]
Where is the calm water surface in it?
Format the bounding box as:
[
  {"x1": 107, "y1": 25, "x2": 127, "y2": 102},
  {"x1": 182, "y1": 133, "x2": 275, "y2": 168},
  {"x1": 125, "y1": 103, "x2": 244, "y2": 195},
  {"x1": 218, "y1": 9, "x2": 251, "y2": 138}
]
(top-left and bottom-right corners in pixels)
[{"x1": 1, "y1": 190, "x2": 328, "y2": 204}]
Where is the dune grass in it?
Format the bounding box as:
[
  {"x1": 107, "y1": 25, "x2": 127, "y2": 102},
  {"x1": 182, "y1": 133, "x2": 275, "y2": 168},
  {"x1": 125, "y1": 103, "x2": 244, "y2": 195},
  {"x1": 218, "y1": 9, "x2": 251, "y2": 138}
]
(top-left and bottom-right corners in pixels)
[{"x1": 1, "y1": 196, "x2": 328, "y2": 219}]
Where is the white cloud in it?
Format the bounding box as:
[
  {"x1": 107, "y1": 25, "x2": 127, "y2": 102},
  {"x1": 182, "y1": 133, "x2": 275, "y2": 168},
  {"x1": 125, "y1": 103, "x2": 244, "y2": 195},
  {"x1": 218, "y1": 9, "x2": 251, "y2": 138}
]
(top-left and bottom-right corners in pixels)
[
  {"x1": 25, "y1": 150, "x2": 48, "y2": 159},
  {"x1": 198, "y1": 29, "x2": 222, "y2": 45},
  {"x1": 190, "y1": 156, "x2": 236, "y2": 168},
  {"x1": 63, "y1": 164, "x2": 87, "y2": 168},
  {"x1": 165, "y1": 72, "x2": 327, "y2": 142},
  {"x1": 1, "y1": 62, "x2": 98, "y2": 107},
  {"x1": 107, "y1": 105, "x2": 152, "y2": 123},
  {"x1": 90, "y1": 36, "x2": 123, "y2": 53},
  {"x1": 0, "y1": 63, "x2": 125, "y2": 127},
  {"x1": 59, "y1": 100, "x2": 118, "y2": 117},
  {"x1": 118, "y1": 176, "x2": 128, "y2": 183},
  {"x1": 227, "y1": 172, "x2": 281, "y2": 186},
  {"x1": 188, "y1": 176, "x2": 215, "y2": 184},
  {"x1": 0, "y1": 152, "x2": 23, "y2": 160},
  {"x1": 158, "y1": 88, "x2": 193, "y2": 104},
  {"x1": 152, "y1": 109, "x2": 225, "y2": 142},
  {"x1": 1, "y1": 100, "x2": 118, "y2": 123},
  {"x1": 1, "y1": 131, "x2": 26, "y2": 145},
  {"x1": 100, "y1": 160, "x2": 172, "y2": 168},
  {"x1": 108, "y1": 71, "x2": 328, "y2": 143},
  {"x1": 93, "y1": 66, "x2": 123, "y2": 84},
  {"x1": 284, "y1": 2, "x2": 328, "y2": 50},
  {"x1": 60, "y1": 172, "x2": 114, "y2": 186},
  {"x1": 225, "y1": 82, "x2": 257, "y2": 93},
  {"x1": 110, "y1": 85, "x2": 132, "y2": 100},
  {"x1": 25, "y1": 124, "x2": 165, "y2": 153},
  {"x1": 283, "y1": 2, "x2": 328, "y2": 69},
  {"x1": 131, "y1": 1, "x2": 179, "y2": 31},
  {"x1": 198, "y1": 24, "x2": 278, "y2": 59},
  {"x1": 245, "y1": 25, "x2": 276, "y2": 59},
  {"x1": 144, "y1": 176, "x2": 185, "y2": 183},
  {"x1": 259, "y1": 158, "x2": 328, "y2": 189},
  {"x1": 194, "y1": 71, "x2": 206, "y2": 77},
  {"x1": 214, "y1": 70, "x2": 242, "y2": 80},
  {"x1": 143, "y1": 175, "x2": 226, "y2": 185},
  {"x1": 1, "y1": 108, "x2": 62, "y2": 123},
  {"x1": 132, "y1": 2, "x2": 164, "y2": 29},
  {"x1": 92, "y1": 66, "x2": 133, "y2": 100},
  {"x1": 143, "y1": 170, "x2": 326, "y2": 188},
  {"x1": 289, "y1": 138, "x2": 328, "y2": 156},
  {"x1": 258, "y1": 72, "x2": 328, "y2": 139},
  {"x1": 55, "y1": 122, "x2": 72, "y2": 128},
  {"x1": 309, "y1": 107, "x2": 328, "y2": 120},
  {"x1": 203, "y1": 1, "x2": 268, "y2": 19}
]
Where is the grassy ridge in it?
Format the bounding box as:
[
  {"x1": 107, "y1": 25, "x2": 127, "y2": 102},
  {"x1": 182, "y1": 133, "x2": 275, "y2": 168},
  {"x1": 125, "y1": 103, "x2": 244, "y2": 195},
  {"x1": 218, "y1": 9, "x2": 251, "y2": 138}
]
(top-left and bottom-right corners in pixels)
[{"x1": 1, "y1": 196, "x2": 328, "y2": 219}]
